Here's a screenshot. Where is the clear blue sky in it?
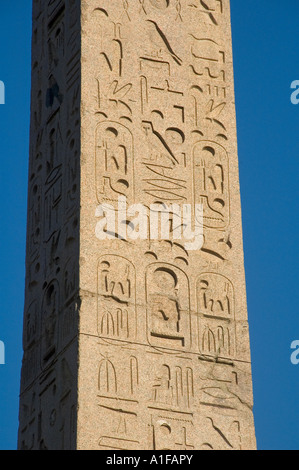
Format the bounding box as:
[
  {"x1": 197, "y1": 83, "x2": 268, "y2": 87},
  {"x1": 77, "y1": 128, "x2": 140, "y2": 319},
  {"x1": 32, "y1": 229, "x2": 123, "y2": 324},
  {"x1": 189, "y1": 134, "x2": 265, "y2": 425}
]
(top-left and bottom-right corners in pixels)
[{"x1": 0, "y1": 0, "x2": 298, "y2": 450}]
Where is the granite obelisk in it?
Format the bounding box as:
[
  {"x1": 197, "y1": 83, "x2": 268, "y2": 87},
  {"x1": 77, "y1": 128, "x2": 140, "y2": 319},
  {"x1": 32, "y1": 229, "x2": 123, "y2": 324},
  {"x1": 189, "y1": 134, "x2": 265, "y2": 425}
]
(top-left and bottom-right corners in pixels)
[{"x1": 19, "y1": 0, "x2": 256, "y2": 450}]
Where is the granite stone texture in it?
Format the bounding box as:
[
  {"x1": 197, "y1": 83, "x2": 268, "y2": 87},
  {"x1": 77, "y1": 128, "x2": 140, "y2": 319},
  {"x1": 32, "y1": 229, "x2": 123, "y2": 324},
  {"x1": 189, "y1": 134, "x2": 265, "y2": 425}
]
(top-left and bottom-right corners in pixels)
[{"x1": 18, "y1": 0, "x2": 256, "y2": 450}]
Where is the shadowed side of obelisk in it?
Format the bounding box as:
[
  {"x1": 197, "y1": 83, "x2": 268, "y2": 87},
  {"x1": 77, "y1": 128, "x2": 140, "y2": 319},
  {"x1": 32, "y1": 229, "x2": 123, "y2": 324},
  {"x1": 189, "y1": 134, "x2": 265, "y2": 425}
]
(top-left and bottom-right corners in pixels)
[{"x1": 18, "y1": 0, "x2": 81, "y2": 450}]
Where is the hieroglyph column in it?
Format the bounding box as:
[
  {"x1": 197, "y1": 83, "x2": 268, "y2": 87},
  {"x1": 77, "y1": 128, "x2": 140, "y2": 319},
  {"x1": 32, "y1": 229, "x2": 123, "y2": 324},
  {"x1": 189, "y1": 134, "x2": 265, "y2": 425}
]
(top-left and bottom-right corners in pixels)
[{"x1": 19, "y1": 0, "x2": 256, "y2": 450}]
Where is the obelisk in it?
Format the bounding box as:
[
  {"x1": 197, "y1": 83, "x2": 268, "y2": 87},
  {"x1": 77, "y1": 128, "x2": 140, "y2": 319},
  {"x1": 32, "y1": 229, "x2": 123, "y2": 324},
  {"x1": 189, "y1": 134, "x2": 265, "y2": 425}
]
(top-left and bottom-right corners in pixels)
[{"x1": 19, "y1": 0, "x2": 256, "y2": 450}]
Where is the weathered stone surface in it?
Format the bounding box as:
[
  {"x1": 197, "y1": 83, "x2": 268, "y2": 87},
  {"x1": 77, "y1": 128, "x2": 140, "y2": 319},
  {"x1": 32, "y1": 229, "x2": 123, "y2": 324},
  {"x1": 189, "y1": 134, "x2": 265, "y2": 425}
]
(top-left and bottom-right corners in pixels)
[{"x1": 19, "y1": 0, "x2": 256, "y2": 450}]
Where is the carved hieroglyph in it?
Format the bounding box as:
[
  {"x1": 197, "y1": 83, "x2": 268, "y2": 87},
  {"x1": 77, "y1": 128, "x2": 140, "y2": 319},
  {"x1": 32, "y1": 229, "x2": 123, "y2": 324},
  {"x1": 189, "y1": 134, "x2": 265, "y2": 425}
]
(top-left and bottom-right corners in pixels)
[{"x1": 19, "y1": 0, "x2": 256, "y2": 450}]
